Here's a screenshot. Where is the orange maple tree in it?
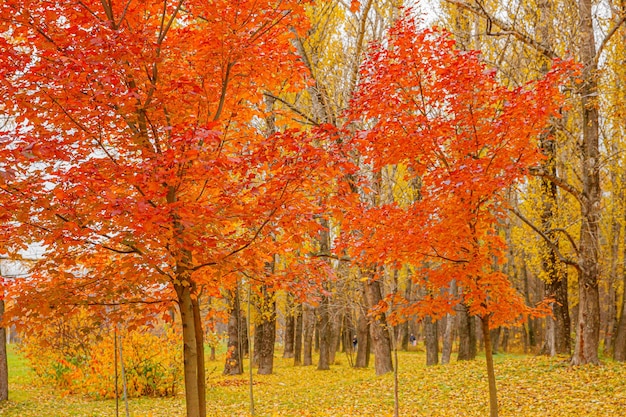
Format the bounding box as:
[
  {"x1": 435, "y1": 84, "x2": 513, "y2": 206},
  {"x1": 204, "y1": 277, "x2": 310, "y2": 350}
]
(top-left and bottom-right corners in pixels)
[
  {"x1": 339, "y1": 14, "x2": 571, "y2": 416},
  {"x1": 0, "y1": 1, "x2": 336, "y2": 416}
]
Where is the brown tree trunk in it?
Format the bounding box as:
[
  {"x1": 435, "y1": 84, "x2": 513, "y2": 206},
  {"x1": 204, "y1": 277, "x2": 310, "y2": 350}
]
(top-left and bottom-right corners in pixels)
[
  {"x1": 355, "y1": 303, "x2": 370, "y2": 368},
  {"x1": 614, "y1": 266, "x2": 626, "y2": 360},
  {"x1": 316, "y1": 294, "x2": 331, "y2": 370},
  {"x1": 457, "y1": 303, "x2": 477, "y2": 361},
  {"x1": 570, "y1": 0, "x2": 601, "y2": 367},
  {"x1": 283, "y1": 304, "x2": 295, "y2": 359},
  {"x1": 328, "y1": 310, "x2": 342, "y2": 365},
  {"x1": 614, "y1": 226, "x2": 626, "y2": 360},
  {"x1": 191, "y1": 296, "x2": 206, "y2": 417},
  {"x1": 303, "y1": 303, "x2": 314, "y2": 366},
  {"x1": 224, "y1": 288, "x2": 243, "y2": 375},
  {"x1": 481, "y1": 315, "x2": 499, "y2": 417},
  {"x1": 424, "y1": 316, "x2": 439, "y2": 366},
  {"x1": 255, "y1": 287, "x2": 276, "y2": 375},
  {"x1": 363, "y1": 272, "x2": 393, "y2": 375},
  {"x1": 294, "y1": 304, "x2": 303, "y2": 365},
  {"x1": 0, "y1": 299, "x2": 8, "y2": 402},
  {"x1": 441, "y1": 280, "x2": 457, "y2": 364},
  {"x1": 175, "y1": 282, "x2": 201, "y2": 417}
]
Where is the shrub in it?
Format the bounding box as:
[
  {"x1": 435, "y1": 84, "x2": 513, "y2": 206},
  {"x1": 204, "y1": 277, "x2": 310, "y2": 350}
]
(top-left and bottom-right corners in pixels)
[{"x1": 20, "y1": 311, "x2": 182, "y2": 399}]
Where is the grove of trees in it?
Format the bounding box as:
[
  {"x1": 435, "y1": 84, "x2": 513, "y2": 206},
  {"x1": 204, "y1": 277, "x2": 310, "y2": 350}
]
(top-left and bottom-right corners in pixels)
[{"x1": 1, "y1": 1, "x2": 625, "y2": 417}]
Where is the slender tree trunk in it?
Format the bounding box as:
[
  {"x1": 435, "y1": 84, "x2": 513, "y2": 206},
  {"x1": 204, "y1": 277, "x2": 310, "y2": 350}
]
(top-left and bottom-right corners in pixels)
[
  {"x1": 283, "y1": 303, "x2": 295, "y2": 359},
  {"x1": 457, "y1": 303, "x2": 477, "y2": 361},
  {"x1": 191, "y1": 296, "x2": 206, "y2": 417},
  {"x1": 613, "y1": 206, "x2": 626, "y2": 360},
  {"x1": 294, "y1": 304, "x2": 303, "y2": 365},
  {"x1": 355, "y1": 303, "x2": 370, "y2": 368},
  {"x1": 224, "y1": 288, "x2": 243, "y2": 375},
  {"x1": 316, "y1": 294, "x2": 331, "y2": 370},
  {"x1": 328, "y1": 310, "x2": 342, "y2": 365},
  {"x1": 256, "y1": 286, "x2": 276, "y2": 375},
  {"x1": 424, "y1": 316, "x2": 439, "y2": 366},
  {"x1": 441, "y1": 280, "x2": 457, "y2": 364},
  {"x1": 303, "y1": 304, "x2": 314, "y2": 366},
  {"x1": 571, "y1": 0, "x2": 601, "y2": 367},
  {"x1": 363, "y1": 271, "x2": 393, "y2": 375},
  {"x1": 481, "y1": 315, "x2": 499, "y2": 417},
  {"x1": 175, "y1": 283, "x2": 201, "y2": 417},
  {"x1": 241, "y1": 313, "x2": 249, "y2": 357},
  {"x1": 0, "y1": 299, "x2": 8, "y2": 402},
  {"x1": 614, "y1": 269, "x2": 626, "y2": 360}
]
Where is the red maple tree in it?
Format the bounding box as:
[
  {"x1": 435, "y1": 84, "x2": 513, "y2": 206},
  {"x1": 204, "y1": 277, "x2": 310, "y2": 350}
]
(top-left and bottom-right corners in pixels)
[
  {"x1": 340, "y1": 14, "x2": 572, "y2": 416},
  {"x1": 0, "y1": 1, "x2": 336, "y2": 415}
]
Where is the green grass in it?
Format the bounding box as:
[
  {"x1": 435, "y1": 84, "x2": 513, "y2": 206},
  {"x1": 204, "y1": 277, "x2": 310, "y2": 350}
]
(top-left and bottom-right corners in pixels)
[{"x1": 2, "y1": 344, "x2": 626, "y2": 416}]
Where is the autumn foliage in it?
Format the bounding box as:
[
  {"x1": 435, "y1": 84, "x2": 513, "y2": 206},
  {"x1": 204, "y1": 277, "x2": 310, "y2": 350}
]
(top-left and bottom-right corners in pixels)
[
  {"x1": 340, "y1": 16, "x2": 572, "y2": 326},
  {"x1": 0, "y1": 1, "x2": 576, "y2": 415}
]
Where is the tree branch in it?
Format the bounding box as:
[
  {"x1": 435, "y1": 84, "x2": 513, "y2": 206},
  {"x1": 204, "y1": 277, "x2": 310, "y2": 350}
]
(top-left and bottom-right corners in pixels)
[
  {"x1": 528, "y1": 166, "x2": 583, "y2": 205},
  {"x1": 508, "y1": 207, "x2": 580, "y2": 271},
  {"x1": 443, "y1": 0, "x2": 559, "y2": 60},
  {"x1": 594, "y1": 15, "x2": 626, "y2": 66}
]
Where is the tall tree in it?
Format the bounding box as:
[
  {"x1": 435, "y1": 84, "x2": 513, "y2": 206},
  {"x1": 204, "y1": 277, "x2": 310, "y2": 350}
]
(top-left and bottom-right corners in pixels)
[
  {"x1": 343, "y1": 13, "x2": 570, "y2": 415},
  {"x1": 0, "y1": 2, "x2": 334, "y2": 416}
]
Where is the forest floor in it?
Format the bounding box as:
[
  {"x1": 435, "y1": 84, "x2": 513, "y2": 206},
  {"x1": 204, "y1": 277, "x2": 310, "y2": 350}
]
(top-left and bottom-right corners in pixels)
[{"x1": 1, "y1": 344, "x2": 625, "y2": 417}]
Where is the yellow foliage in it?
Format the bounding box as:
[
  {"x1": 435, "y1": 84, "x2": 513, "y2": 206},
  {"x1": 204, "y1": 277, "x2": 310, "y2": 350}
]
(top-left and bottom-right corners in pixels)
[{"x1": 19, "y1": 312, "x2": 182, "y2": 399}]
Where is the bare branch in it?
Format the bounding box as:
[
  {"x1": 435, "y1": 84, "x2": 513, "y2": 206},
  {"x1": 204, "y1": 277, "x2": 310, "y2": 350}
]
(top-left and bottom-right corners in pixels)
[
  {"x1": 594, "y1": 15, "x2": 626, "y2": 66},
  {"x1": 443, "y1": 0, "x2": 559, "y2": 60}
]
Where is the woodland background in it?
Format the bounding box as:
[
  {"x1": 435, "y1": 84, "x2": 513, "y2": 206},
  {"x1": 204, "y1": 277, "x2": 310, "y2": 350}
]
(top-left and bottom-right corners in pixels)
[{"x1": 1, "y1": 1, "x2": 626, "y2": 417}]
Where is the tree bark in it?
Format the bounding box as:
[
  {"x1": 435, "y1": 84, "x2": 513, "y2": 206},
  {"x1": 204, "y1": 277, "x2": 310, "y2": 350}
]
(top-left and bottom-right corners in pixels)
[
  {"x1": 355, "y1": 303, "x2": 370, "y2": 368},
  {"x1": 303, "y1": 303, "x2": 314, "y2": 366},
  {"x1": 175, "y1": 283, "x2": 201, "y2": 417},
  {"x1": 191, "y1": 296, "x2": 206, "y2": 417},
  {"x1": 224, "y1": 288, "x2": 243, "y2": 375},
  {"x1": 316, "y1": 294, "x2": 331, "y2": 370},
  {"x1": 0, "y1": 299, "x2": 8, "y2": 402},
  {"x1": 571, "y1": 0, "x2": 601, "y2": 366},
  {"x1": 283, "y1": 302, "x2": 295, "y2": 359},
  {"x1": 482, "y1": 315, "x2": 499, "y2": 417},
  {"x1": 457, "y1": 303, "x2": 477, "y2": 361},
  {"x1": 328, "y1": 310, "x2": 342, "y2": 365},
  {"x1": 294, "y1": 303, "x2": 303, "y2": 365},
  {"x1": 424, "y1": 316, "x2": 439, "y2": 366},
  {"x1": 363, "y1": 271, "x2": 393, "y2": 375},
  {"x1": 441, "y1": 280, "x2": 457, "y2": 364},
  {"x1": 614, "y1": 266, "x2": 626, "y2": 360},
  {"x1": 255, "y1": 286, "x2": 276, "y2": 375}
]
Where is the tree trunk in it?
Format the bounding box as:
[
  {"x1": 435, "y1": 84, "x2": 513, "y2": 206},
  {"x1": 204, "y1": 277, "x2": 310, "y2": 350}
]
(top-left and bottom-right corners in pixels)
[
  {"x1": 363, "y1": 272, "x2": 393, "y2": 375},
  {"x1": 571, "y1": 0, "x2": 601, "y2": 367},
  {"x1": 328, "y1": 310, "x2": 342, "y2": 365},
  {"x1": 241, "y1": 313, "x2": 249, "y2": 357},
  {"x1": 424, "y1": 316, "x2": 439, "y2": 366},
  {"x1": 224, "y1": 288, "x2": 243, "y2": 375},
  {"x1": 303, "y1": 303, "x2": 314, "y2": 366},
  {"x1": 457, "y1": 303, "x2": 477, "y2": 361},
  {"x1": 441, "y1": 280, "x2": 457, "y2": 364},
  {"x1": 490, "y1": 328, "x2": 501, "y2": 355},
  {"x1": 316, "y1": 294, "x2": 331, "y2": 370},
  {"x1": 614, "y1": 271, "x2": 626, "y2": 360},
  {"x1": 283, "y1": 305, "x2": 295, "y2": 359},
  {"x1": 255, "y1": 286, "x2": 276, "y2": 375},
  {"x1": 0, "y1": 299, "x2": 8, "y2": 402},
  {"x1": 191, "y1": 296, "x2": 206, "y2": 417},
  {"x1": 294, "y1": 304, "x2": 303, "y2": 365},
  {"x1": 175, "y1": 283, "x2": 201, "y2": 417},
  {"x1": 481, "y1": 315, "x2": 499, "y2": 417},
  {"x1": 355, "y1": 304, "x2": 370, "y2": 368}
]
